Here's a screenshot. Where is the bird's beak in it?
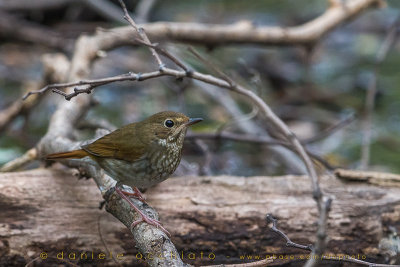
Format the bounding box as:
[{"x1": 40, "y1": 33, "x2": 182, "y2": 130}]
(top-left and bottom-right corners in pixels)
[{"x1": 186, "y1": 118, "x2": 203, "y2": 126}]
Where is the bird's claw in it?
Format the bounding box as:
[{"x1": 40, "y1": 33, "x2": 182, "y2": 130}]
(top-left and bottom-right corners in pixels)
[
  {"x1": 122, "y1": 191, "x2": 146, "y2": 203},
  {"x1": 131, "y1": 216, "x2": 171, "y2": 237}
]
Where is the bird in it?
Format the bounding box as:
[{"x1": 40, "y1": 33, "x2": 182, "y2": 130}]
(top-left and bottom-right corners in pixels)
[{"x1": 45, "y1": 111, "x2": 203, "y2": 235}]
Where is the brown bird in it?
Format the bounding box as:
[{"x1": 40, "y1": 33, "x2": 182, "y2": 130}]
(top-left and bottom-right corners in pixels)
[{"x1": 46, "y1": 111, "x2": 202, "y2": 235}]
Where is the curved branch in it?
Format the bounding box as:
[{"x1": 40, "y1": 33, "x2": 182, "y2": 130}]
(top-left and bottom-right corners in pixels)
[{"x1": 101, "y1": 0, "x2": 383, "y2": 47}]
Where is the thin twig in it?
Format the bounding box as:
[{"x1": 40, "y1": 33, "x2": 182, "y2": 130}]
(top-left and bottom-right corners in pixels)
[
  {"x1": 266, "y1": 214, "x2": 398, "y2": 267},
  {"x1": 266, "y1": 214, "x2": 313, "y2": 251},
  {"x1": 134, "y1": 38, "x2": 191, "y2": 72},
  {"x1": 188, "y1": 46, "x2": 236, "y2": 87},
  {"x1": 22, "y1": 72, "x2": 159, "y2": 100},
  {"x1": 303, "y1": 113, "x2": 355, "y2": 144},
  {"x1": 117, "y1": 0, "x2": 164, "y2": 69}
]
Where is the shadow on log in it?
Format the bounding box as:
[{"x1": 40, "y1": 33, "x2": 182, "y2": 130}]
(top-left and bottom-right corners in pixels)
[{"x1": 0, "y1": 167, "x2": 399, "y2": 266}]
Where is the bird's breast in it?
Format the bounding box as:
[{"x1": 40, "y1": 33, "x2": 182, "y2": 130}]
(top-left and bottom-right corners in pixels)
[{"x1": 149, "y1": 140, "x2": 182, "y2": 174}]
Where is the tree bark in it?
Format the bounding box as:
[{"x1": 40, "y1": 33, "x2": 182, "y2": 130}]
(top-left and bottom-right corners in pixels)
[{"x1": 1, "y1": 168, "x2": 398, "y2": 266}]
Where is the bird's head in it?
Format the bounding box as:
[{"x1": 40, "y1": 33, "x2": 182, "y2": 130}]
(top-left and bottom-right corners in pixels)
[{"x1": 142, "y1": 111, "x2": 202, "y2": 146}]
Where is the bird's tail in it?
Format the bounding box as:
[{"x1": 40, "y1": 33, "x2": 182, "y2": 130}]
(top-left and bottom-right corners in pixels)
[{"x1": 45, "y1": 149, "x2": 89, "y2": 160}]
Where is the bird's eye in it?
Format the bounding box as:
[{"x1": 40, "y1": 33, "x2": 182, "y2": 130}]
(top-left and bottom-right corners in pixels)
[{"x1": 164, "y1": 119, "x2": 174, "y2": 128}]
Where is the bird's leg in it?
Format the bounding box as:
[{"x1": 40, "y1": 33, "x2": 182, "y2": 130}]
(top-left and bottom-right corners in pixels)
[
  {"x1": 120, "y1": 187, "x2": 147, "y2": 203},
  {"x1": 114, "y1": 185, "x2": 170, "y2": 236}
]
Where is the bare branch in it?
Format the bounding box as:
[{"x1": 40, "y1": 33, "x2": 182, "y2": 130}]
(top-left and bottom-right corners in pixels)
[{"x1": 22, "y1": 72, "x2": 162, "y2": 100}]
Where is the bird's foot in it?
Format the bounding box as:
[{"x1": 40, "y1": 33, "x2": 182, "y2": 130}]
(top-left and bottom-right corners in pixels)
[
  {"x1": 131, "y1": 214, "x2": 171, "y2": 237},
  {"x1": 121, "y1": 187, "x2": 147, "y2": 203},
  {"x1": 115, "y1": 186, "x2": 170, "y2": 237}
]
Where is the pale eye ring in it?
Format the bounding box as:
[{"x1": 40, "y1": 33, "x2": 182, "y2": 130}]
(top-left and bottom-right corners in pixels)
[{"x1": 164, "y1": 119, "x2": 174, "y2": 128}]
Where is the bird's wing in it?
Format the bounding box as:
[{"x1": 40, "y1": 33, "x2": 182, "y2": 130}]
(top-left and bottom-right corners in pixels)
[{"x1": 81, "y1": 123, "x2": 146, "y2": 162}]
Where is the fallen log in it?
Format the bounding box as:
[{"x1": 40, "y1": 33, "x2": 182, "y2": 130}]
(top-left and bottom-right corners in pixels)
[{"x1": 0, "y1": 167, "x2": 398, "y2": 266}]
